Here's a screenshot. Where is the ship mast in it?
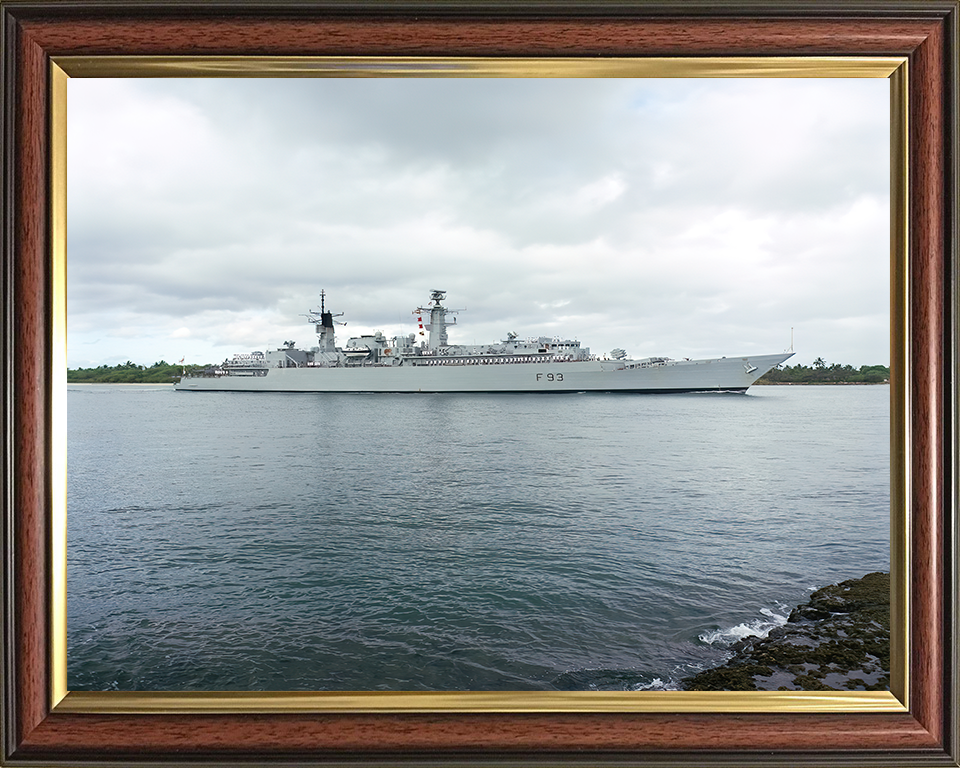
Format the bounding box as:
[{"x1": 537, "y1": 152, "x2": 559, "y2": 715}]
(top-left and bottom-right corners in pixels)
[
  {"x1": 309, "y1": 290, "x2": 342, "y2": 353},
  {"x1": 417, "y1": 289, "x2": 458, "y2": 351}
]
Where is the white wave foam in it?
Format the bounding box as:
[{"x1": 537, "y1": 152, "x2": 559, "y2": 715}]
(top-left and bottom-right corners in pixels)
[
  {"x1": 630, "y1": 677, "x2": 670, "y2": 691},
  {"x1": 699, "y1": 607, "x2": 788, "y2": 646}
]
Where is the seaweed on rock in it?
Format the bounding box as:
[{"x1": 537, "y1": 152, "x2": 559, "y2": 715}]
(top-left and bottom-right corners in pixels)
[{"x1": 682, "y1": 572, "x2": 890, "y2": 691}]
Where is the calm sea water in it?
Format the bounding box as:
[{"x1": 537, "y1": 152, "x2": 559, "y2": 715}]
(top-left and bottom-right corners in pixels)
[{"x1": 67, "y1": 384, "x2": 889, "y2": 691}]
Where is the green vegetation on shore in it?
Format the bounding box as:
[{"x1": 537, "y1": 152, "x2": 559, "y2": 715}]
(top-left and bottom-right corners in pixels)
[
  {"x1": 67, "y1": 360, "x2": 210, "y2": 384},
  {"x1": 757, "y1": 360, "x2": 889, "y2": 385}
]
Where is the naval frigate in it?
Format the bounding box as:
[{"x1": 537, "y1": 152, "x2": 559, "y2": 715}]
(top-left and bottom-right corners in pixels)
[{"x1": 174, "y1": 290, "x2": 793, "y2": 394}]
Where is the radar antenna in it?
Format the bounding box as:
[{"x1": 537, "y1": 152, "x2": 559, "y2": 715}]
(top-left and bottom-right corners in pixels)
[
  {"x1": 318, "y1": 290, "x2": 344, "y2": 317},
  {"x1": 303, "y1": 290, "x2": 345, "y2": 320}
]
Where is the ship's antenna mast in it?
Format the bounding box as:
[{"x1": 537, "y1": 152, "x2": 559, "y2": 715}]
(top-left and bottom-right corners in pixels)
[
  {"x1": 313, "y1": 289, "x2": 345, "y2": 324},
  {"x1": 416, "y1": 289, "x2": 461, "y2": 350}
]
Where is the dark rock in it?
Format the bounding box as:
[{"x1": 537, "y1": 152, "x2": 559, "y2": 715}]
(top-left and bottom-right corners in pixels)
[
  {"x1": 789, "y1": 571, "x2": 890, "y2": 622},
  {"x1": 682, "y1": 572, "x2": 890, "y2": 691}
]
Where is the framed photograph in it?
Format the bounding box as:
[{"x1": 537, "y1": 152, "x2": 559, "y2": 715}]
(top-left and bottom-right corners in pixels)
[{"x1": 2, "y1": 2, "x2": 956, "y2": 766}]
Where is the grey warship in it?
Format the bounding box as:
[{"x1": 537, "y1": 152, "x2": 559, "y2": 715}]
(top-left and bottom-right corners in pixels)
[{"x1": 175, "y1": 290, "x2": 793, "y2": 393}]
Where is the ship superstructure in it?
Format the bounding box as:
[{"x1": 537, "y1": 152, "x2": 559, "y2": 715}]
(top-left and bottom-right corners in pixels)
[{"x1": 175, "y1": 290, "x2": 793, "y2": 393}]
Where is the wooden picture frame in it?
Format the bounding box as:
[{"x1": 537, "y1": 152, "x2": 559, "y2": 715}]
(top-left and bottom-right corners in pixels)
[{"x1": 2, "y1": 2, "x2": 957, "y2": 765}]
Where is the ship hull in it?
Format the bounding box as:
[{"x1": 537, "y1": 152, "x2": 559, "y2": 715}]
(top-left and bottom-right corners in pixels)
[{"x1": 175, "y1": 352, "x2": 793, "y2": 393}]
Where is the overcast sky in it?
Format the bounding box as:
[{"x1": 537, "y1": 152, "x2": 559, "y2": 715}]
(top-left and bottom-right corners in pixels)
[{"x1": 67, "y1": 77, "x2": 889, "y2": 369}]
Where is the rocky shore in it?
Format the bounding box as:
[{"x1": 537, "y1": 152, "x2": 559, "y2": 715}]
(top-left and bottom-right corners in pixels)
[{"x1": 682, "y1": 572, "x2": 890, "y2": 691}]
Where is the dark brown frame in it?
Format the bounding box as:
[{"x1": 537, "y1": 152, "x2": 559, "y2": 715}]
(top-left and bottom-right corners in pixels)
[{"x1": 2, "y1": 2, "x2": 957, "y2": 765}]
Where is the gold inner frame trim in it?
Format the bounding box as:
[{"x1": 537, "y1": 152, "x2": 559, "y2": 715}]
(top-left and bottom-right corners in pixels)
[
  {"x1": 49, "y1": 55, "x2": 909, "y2": 715},
  {"x1": 56, "y1": 689, "x2": 906, "y2": 714},
  {"x1": 50, "y1": 62, "x2": 69, "y2": 708},
  {"x1": 54, "y1": 55, "x2": 904, "y2": 78}
]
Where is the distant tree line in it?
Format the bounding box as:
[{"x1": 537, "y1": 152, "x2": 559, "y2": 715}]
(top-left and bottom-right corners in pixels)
[
  {"x1": 757, "y1": 359, "x2": 890, "y2": 385},
  {"x1": 67, "y1": 360, "x2": 210, "y2": 384}
]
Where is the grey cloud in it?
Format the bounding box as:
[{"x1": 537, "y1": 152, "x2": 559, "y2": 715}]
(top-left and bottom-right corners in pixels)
[{"x1": 67, "y1": 77, "x2": 890, "y2": 369}]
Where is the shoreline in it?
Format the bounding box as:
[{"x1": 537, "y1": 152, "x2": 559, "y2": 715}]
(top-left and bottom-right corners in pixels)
[
  {"x1": 754, "y1": 381, "x2": 888, "y2": 386},
  {"x1": 67, "y1": 382, "x2": 174, "y2": 386},
  {"x1": 682, "y1": 572, "x2": 890, "y2": 691}
]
